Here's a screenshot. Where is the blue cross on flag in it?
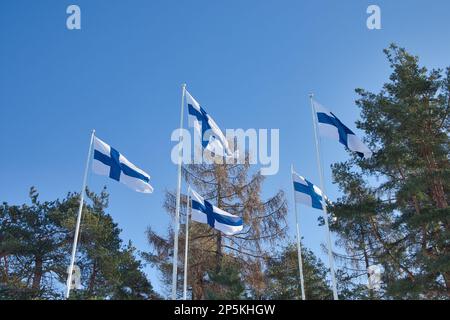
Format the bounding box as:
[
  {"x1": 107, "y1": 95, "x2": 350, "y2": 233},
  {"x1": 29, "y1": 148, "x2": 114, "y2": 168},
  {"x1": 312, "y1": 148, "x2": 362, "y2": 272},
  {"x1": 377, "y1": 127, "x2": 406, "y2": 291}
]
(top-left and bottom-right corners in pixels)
[
  {"x1": 190, "y1": 188, "x2": 243, "y2": 235},
  {"x1": 92, "y1": 136, "x2": 153, "y2": 193},
  {"x1": 292, "y1": 172, "x2": 327, "y2": 210},
  {"x1": 313, "y1": 99, "x2": 372, "y2": 159},
  {"x1": 186, "y1": 90, "x2": 235, "y2": 158}
]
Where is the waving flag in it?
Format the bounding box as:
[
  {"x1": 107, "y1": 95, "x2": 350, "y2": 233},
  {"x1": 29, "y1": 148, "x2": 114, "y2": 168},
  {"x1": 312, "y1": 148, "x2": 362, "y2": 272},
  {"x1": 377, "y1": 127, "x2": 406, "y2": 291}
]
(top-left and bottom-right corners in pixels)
[
  {"x1": 186, "y1": 90, "x2": 234, "y2": 157},
  {"x1": 313, "y1": 100, "x2": 372, "y2": 159},
  {"x1": 292, "y1": 172, "x2": 327, "y2": 210},
  {"x1": 190, "y1": 189, "x2": 243, "y2": 235},
  {"x1": 92, "y1": 136, "x2": 153, "y2": 193}
]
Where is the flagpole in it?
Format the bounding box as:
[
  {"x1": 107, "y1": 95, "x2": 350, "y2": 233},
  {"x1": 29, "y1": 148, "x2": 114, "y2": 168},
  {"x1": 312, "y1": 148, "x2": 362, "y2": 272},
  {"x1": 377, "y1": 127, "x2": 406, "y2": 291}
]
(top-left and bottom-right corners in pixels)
[
  {"x1": 172, "y1": 83, "x2": 186, "y2": 300},
  {"x1": 66, "y1": 129, "x2": 95, "y2": 299},
  {"x1": 291, "y1": 165, "x2": 306, "y2": 300},
  {"x1": 309, "y1": 94, "x2": 339, "y2": 300},
  {"x1": 183, "y1": 185, "x2": 191, "y2": 300}
]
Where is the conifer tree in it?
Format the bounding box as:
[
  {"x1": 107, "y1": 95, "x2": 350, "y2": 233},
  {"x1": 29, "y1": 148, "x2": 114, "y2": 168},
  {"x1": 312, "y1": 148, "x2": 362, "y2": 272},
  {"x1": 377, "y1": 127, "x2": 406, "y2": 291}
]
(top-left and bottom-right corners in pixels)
[
  {"x1": 329, "y1": 44, "x2": 450, "y2": 299},
  {"x1": 0, "y1": 187, "x2": 158, "y2": 299},
  {"x1": 263, "y1": 243, "x2": 332, "y2": 300},
  {"x1": 146, "y1": 158, "x2": 287, "y2": 299}
]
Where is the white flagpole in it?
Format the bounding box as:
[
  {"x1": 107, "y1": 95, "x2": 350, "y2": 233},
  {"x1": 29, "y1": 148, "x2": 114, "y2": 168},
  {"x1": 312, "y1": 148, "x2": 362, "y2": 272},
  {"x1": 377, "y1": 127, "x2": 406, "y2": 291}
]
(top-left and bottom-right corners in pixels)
[
  {"x1": 66, "y1": 129, "x2": 95, "y2": 299},
  {"x1": 309, "y1": 94, "x2": 339, "y2": 300},
  {"x1": 183, "y1": 185, "x2": 191, "y2": 300},
  {"x1": 172, "y1": 83, "x2": 186, "y2": 300},
  {"x1": 291, "y1": 165, "x2": 306, "y2": 300}
]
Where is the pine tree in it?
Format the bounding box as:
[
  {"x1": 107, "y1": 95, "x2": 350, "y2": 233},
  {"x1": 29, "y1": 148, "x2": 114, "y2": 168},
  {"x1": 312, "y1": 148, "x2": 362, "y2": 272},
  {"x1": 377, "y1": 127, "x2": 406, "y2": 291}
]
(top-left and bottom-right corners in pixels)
[
  {"x1": 0, "y1": 187, "x2": 68, "y2": 299},
  {"x1": 263, "y1": 243, "x2": 332, "y2": 300},
  {"x1": 204, "y1": 257, "x2": 246, "y2": 300},
  {"x1": 329, "y1": 44, "x2": 450, "y2": 299},
  {"x1": 0, "y1": 187, "x2": 159, "y2": 299}
]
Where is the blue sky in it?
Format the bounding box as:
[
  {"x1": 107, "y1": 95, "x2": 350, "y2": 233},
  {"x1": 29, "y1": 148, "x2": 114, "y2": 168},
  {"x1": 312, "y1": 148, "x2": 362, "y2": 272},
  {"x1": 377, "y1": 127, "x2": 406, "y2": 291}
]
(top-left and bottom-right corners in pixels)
[{"x1": 1, "y1": 0, "x2": 449, "y2": 297}]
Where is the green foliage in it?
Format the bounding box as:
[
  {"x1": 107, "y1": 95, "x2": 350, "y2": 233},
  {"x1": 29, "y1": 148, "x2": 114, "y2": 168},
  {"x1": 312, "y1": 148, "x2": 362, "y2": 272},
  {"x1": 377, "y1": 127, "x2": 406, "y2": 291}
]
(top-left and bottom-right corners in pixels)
[
  {"x1": 0, "y1": 187, "x2": 158, "y2": 300},
  {"x1": 329, "y1": 44, "x2": 450, "y2": 299},
  {"x1": 264, "y1": 244, "x2": 332, "y2": 300},
  {"x1": 204, "y1": 259, "x2": 246, "y2": 300}
]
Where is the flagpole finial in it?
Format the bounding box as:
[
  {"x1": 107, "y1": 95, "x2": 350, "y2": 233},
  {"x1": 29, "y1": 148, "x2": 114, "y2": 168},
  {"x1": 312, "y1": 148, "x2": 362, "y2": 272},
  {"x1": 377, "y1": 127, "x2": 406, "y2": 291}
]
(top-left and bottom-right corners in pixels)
[
  {"x1": 309, "y1": 93, "x2": 314, "y2": 99},
  {"x1": 182, "y1": 83, "x2": 187, "y2": 88}
]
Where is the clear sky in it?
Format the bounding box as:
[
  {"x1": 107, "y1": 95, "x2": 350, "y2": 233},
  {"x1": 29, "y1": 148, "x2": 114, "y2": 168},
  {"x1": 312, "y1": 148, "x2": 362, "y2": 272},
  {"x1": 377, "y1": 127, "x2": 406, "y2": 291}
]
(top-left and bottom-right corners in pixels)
[{"x1": 1, "y1": 0, "x2": 449, "y2": 297}]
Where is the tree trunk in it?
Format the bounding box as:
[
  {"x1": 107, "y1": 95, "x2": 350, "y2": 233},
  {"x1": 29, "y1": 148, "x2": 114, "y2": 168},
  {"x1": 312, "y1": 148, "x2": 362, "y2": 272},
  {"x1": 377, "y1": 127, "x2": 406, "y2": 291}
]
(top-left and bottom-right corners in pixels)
[
  {"x1": 31, "y1": 256, "x2": 43, "y2": 292},
  {"x1": 192, "y1": 271, "x2": 204, "y2": 300},
  {"x1": 421, "y1": 105, "x2": 448, "y2": 210},
  {"x1": 2, "y1": 256, "x2": 8, "y2": 282},
  {"x1": 424, "y1": 148, "x2": 448, "y2": 209},
  {"x1": 216, "y1": 232, "x2": 222, "y2": 273},
  {"x1": 360, "y1": 229, "x2": 374, "y2": 299},
  {"x1": 88, "y1": 262, "x2": 97, "y2": 294}
]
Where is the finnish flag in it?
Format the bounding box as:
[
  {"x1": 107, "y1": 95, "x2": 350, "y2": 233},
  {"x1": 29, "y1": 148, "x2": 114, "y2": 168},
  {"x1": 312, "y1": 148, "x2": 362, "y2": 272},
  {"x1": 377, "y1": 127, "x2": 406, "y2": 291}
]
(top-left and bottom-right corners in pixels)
[
  {"x1": 292, "y1": 172, "x2": 326, "y2": 210},
  {"x1": 190, "y1": 189, "x2": 243, "y2": 235},
  {"x1": 92, "y1": 136, "x2": 153, "y2": 193},
  {"x1": 313, "y1": 100, "x2": 372, "y2": 159},
  {"x1": 186, "y1": 90, "x2": 234, "y2": 158}
]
